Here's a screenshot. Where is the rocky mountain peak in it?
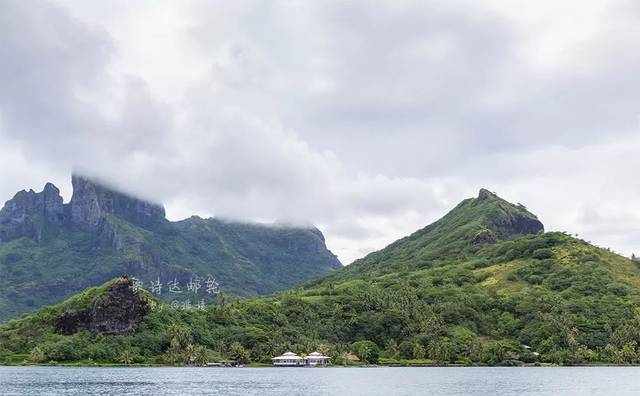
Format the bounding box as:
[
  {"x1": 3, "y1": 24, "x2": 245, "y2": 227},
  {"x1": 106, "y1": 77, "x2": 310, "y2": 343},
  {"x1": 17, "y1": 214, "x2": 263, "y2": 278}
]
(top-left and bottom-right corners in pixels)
[
  {"x1": 472, "y1": 189, "x2": 544, "y2": 238},
  {"x1": 0, "y1": 183, "x2": 64, "y2": 242},
  {"x1": 0, "y1": 175, "x2": 166, "y2": 243},
  {"x1": 478, "y1": 188, "x2": 497, "y2": 200},
  {"x1": 69, "y1": 174, "x2": 166, "y2": 230}
]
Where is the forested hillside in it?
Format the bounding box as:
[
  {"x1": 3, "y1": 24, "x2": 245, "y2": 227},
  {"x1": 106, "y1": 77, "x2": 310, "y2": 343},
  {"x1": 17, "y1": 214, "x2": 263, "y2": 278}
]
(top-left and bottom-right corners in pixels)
[
  {"x1": 0, "y1": 175, "x2": 341, "y2": 321},
  {"x1": 2, "y1": 190, "x2": 640, "y2": 366}
]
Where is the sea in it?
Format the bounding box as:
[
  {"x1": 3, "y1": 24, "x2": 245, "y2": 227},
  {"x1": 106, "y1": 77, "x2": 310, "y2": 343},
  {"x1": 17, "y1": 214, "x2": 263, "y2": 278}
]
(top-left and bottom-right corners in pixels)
[{"x1": 1, "y1": 366, "x2": 638, "y2": 395}]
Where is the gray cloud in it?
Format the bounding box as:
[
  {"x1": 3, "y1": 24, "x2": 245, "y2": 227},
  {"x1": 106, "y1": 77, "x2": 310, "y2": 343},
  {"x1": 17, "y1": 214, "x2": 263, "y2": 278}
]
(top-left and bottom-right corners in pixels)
[{"x1": 1, "y1": 0, "x2": 639, "y2": 263}]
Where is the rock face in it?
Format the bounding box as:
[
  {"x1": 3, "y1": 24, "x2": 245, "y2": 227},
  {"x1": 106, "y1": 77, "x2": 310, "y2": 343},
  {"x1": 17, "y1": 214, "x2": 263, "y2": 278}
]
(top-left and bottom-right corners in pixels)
[
  {"x1": 477, "y1": 188, "x2": 497, "y2": 201},
  {"x1": 488, "y1": 212, "x2": 544, "y2": 238},
  {"x1": 69, "y1": 175, "x2": 165, "y2": 231},
  {"x1": 471, "y1": 229, "x2": 498, "y2": 246},
  {"x1": 55, "y1": 277, "x2": 150, "y2": 335},
  {"x1": 0, "y1": 175, "x2": 165, "y2": 242},
  {"x1": 0, "y1": 183, "x2": 64, "y2": 242},
  {"x1": 0, "y1": 174, "x2": 342, "y2": 321},
  {"x1": 477, "y1": 189, "x2": 544, "y2": 238}
]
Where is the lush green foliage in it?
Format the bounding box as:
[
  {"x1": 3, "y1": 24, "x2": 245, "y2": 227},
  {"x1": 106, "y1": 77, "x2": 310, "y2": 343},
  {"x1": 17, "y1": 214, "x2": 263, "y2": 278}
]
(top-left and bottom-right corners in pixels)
[
  {"x1": 2, "y1": 191, "x2": 640, "y2": 366},
  {"x1": 333, "y1": 189, "x2": 543, "y2": 280},
  {"x1": 0, "y1": 215, "x2": 340, "y2": 321}
]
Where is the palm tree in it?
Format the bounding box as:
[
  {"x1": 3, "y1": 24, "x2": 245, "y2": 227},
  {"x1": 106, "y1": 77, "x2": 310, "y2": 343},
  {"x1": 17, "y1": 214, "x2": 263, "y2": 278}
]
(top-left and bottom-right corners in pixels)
[
  {"x1": 194, "y1": 345, "x2": 209, "y2": 366},
  {"x1": 167, "y1": 323, "x2": 191, "y2": 349},
  {"x1": 119, "y1": 349, "x2": 134, "y2": 365},
  {"x1": 317, "y1": 343, "x2": 331, "y2": 356},
  {"x1": 29, "y1": 346, "x2": 46, "y2": 364},
  {"x1": 229, "y1": 342, "x2": 250, "y2": 364},
  {"x1": 184, "y1": 344, "x2": 197, "y2": 365}
]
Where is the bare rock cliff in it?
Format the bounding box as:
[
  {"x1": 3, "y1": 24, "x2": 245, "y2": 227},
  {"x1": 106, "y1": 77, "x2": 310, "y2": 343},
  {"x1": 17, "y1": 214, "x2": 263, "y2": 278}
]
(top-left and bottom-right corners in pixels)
[{"x1": 55, "y1": 277, "x2": 151, "y2": 335}]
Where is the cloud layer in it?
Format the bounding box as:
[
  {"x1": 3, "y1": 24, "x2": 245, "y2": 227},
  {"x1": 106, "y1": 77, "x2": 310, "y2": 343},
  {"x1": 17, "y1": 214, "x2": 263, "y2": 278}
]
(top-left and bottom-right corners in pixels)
[{"x1": 1, "y1": 0, "x2": 639, "y2": 263}]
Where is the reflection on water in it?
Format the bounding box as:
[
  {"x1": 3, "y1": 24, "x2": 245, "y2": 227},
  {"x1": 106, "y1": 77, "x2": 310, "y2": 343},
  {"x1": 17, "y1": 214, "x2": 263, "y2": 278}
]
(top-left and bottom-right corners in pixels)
[{"x1": 1, "y1": 366, "x2": 639, "y2": 395}]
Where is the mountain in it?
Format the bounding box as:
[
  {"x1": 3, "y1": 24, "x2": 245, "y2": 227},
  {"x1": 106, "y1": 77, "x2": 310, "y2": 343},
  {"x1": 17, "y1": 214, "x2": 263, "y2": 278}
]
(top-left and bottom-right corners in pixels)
[
  {"x1": 2, "y1": 189, "x2": 640, "y2": 367},
  {"x1": 0, "y1": 175, "x2": 341, "y2": 321},
  {"x1": 340, "y1": 188, "x2": 544, "y2": 278}
]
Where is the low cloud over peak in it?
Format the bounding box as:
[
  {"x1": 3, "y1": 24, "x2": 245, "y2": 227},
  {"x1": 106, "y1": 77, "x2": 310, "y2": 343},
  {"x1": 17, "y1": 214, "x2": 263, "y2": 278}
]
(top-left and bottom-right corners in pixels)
[{"x1": 1, "y1": 0, "x2": 639, "y2": 263}]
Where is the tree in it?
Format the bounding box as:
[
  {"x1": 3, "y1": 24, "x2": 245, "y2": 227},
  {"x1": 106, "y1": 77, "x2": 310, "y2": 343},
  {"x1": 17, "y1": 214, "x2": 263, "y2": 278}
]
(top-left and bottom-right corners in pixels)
[
  {"x1": 382, "y1": 340, "x2": 399, "y2": 359},
  {"x1": 481, "y1": 340, "x2": 522, "y2": 365},
  {"x1": 430, "y1": 338, "x2": 454, "y2": 363},
  {"x1": 167, "y1": 323, "x2": 192, "y2": 350},
  {"x1": 317, "y1": 343, "x2": 331, "y2": 356},
  {"x1": 412, "y1": 343, "x2": 426, "y2": 360},
  {"x1": 399, "y1": 341, "x2": 414, "y2": 359},
  {"x1": 615, "y1": 343, "x2": 638, "y2": 364},
  {"x1": 229, "y1": 342, "x2": 250, "y2": 364},
  {"x1": 118, "y1": 349, "x2": 134, "y2": 365},
  {"x1": 351, "y1": 340, "x2": 380, "y2": 364},
  {"x1": 193, "y1": 345, "x2": 209, "y2": 366},
  {"x1": 184, "y1": 344, "x2": 197, "y2": 366},
  {"x1": 165, "y1": 323, "x2": 192, "y2": 365},
  {"x1": 29, "y1": 346, "x2": 46, "y2": 364},
  {"x1": 481, "y1": 341, "x2": 506, "y2": 365}
]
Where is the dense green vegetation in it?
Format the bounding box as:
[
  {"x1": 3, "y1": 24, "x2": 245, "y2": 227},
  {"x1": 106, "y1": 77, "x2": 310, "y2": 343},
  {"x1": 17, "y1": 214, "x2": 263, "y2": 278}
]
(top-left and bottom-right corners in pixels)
[
  {"x1": 2, "y1": 190, "x2": 640, "y2": 366},
  {"x1": 0, "y1": 177, "x2": 341, "y2": 321}
]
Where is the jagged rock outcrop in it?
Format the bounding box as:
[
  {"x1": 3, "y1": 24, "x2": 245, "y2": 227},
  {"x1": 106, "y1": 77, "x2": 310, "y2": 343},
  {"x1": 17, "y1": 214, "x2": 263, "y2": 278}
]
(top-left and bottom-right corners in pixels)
[
  {"x1": 55, "y1": 277, "x2": 151, "y2": 335},
  {"x1": 489, "y1": 212, "x2": 544, "y2": 238},
  {"x1": 0, "y1": 183, "x2": 64, "y2": 242},
  {"x1": 0, "y1": 175, "x2": 165, "y2": 242},
  {"x1": 472, "y1": 228, "x2": 498, "y2": 246},
  {"x1": 69, "y1": 175, "x2": 165, "y2": 231},
  {"x1": 477, "y1": 189, "x2": 544, "y2": 238},
  {"x1": 0, "y1": 174, "x2": 342, "y2": 321},
  {"x1": 477, "y1": 188, "x2": 497, "y2": 201}
]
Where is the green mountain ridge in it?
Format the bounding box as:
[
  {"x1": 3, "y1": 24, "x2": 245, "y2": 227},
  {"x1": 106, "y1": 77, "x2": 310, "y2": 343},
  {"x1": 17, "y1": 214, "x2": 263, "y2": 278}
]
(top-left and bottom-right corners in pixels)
[
  {"x1": 339, "y1": 188, "x2": 544, "y2": 278},
  {"x1": 0, "y1": 175, "x2": 341, "y2": 321},
  {"x1": 3, "y1": 189, "x2": 640, "y2": 367}
]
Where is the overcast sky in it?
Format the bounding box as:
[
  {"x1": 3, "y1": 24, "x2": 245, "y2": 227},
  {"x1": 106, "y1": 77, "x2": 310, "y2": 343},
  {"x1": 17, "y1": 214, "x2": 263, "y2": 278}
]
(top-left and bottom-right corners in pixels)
[{"x1": 1, "y1": 0, "x2": 639, "y2": 264}]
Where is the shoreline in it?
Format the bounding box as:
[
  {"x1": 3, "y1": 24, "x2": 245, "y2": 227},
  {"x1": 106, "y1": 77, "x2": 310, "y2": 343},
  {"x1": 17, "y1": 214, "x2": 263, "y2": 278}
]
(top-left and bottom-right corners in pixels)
[{"x1": 1, "y1": 362, "x2": 638, "y2": 368}]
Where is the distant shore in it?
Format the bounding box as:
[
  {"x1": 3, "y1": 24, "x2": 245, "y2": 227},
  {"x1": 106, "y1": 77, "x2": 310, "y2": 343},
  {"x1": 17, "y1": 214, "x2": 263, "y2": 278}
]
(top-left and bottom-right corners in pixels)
[{"x1": 1, "y1": 361, "x2": 637, "y2": 368}]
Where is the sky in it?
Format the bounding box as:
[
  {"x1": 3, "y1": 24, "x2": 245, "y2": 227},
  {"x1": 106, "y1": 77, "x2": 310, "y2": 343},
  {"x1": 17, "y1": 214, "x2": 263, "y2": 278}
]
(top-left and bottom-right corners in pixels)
[{"x1": 0, "y1": 0, "x2": 639, "y2": 264}]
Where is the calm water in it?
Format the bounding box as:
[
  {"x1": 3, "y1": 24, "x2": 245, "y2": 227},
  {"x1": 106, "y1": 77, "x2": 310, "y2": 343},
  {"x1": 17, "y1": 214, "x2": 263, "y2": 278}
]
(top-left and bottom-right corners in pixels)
[{"x1": 1, "y1": 366, "x2": 639, "y2": 395}]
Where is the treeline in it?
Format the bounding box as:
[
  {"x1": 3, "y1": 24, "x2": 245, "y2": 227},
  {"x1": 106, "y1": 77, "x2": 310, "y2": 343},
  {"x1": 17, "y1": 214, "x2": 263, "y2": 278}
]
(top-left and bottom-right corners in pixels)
[{"x1": 2, "y1": 232, "x2": 640, "y2": 366}]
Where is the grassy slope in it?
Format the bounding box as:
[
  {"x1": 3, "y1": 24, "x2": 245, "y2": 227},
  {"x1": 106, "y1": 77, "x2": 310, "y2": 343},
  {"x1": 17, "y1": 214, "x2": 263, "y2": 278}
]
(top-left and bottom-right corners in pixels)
[{"x1": 2, "y1": 192, "x2": 640, "y2": 366}]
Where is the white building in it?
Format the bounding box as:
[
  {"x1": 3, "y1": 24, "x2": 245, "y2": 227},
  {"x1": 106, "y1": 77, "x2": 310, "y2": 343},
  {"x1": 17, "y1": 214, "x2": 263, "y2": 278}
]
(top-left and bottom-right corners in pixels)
[
  {"x1": 272, "y1": 351, "x2": 330, "y2": 366},
  {"x1": 304, "y1": 351, "x2": 330, "y2": 366},
  {"x1": 272, "y1": 351, "x2": 305, "y2": 366}
]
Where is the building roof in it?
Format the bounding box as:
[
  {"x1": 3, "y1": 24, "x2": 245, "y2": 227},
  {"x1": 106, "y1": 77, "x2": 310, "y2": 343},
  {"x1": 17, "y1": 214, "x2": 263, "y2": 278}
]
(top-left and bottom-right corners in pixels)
[
  {"x1": 305, "y1": 351, "x2": 330, "y2": 359},
  {"x1": 272, "y1": 352, "x2": 303, "y2": 360},
  {"x1": 272, "y1": 351, "x2": 331, "y2": 360}
]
